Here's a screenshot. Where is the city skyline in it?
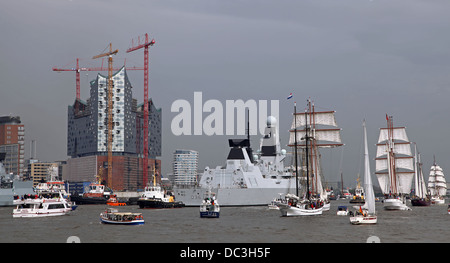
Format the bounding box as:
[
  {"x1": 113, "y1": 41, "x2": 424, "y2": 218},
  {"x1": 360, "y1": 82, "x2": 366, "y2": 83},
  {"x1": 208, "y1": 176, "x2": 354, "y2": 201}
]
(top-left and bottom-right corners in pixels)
[{"x1": 2, "y1": 1, "x2": 450, "y2": 188}]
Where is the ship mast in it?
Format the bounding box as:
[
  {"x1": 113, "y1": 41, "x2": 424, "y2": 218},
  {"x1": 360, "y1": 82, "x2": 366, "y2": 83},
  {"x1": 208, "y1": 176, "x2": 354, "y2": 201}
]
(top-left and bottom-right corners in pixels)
[
  {"x1": 304, "y1": 101, "x2": 311, "y2": 200},
  {"x1": 294, "y1": 102, "x2": 299, "y2": 197},
  {"x1": 386, "y1": 115, "x2": 398, "y2": 195}
]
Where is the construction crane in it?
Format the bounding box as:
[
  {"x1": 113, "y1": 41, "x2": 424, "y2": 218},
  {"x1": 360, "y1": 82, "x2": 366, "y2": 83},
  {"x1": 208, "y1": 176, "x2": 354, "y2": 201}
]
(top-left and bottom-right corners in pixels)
[
  {"x1": 52, "y1": 58, "x2": 143, "y2": 102},
  {"x1": 92, "y1": 43, "x2": 118, "y2": 190},
  {"x1": 126, "y1": 33, "x2": 155, "y2": 187}
]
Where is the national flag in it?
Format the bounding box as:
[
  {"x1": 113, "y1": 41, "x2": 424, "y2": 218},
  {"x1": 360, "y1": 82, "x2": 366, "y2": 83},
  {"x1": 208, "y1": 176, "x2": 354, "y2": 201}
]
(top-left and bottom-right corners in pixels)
[{"x1": 287, "y1": 93, "x2": 293, "y2": 100}]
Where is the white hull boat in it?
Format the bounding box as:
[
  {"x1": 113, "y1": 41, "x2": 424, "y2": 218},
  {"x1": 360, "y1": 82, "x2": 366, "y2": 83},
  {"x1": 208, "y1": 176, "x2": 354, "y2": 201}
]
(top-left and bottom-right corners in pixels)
[
  {"x1": 278, "y1": 203, "x2": 323, "y2": 216},
  {"x1": 431, "y1": 197, "x2": 445, "y2": 205},
  {"x1": 13, "y1": 198, "x2": 71, "y2": 218},
  {"x1": 350, "y1": 214, "x2": 377, "y2": 225},
  {"x1": 383, "y1": 198, "x2": 411, "y2": 211}
]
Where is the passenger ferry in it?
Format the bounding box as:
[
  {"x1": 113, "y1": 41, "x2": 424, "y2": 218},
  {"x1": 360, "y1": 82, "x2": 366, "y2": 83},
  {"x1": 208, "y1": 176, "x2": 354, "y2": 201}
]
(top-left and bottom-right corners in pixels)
[
  {"x1": 13, "y1": 192, "x2": 72, "y2": 218},
  {"x1": 100, "y1": 208, "x2": 144, "y2": 225}
]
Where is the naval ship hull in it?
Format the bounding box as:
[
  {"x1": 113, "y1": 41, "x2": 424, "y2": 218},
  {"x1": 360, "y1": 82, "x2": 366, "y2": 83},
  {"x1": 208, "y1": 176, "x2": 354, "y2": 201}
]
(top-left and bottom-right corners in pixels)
[
  {"x1": 0, "y1": 180, "x2": 35, "y2": 207},
  {"x1": 174, "y1": 186, "x2": 296, "y2": 207}
]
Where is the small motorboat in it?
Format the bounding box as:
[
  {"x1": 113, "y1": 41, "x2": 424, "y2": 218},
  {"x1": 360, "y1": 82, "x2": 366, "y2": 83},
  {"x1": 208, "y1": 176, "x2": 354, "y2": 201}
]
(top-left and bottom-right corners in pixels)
[
  {"x1": 107, "y1": 195, "x2": 126, "y2": 206},
  {"x1": 336, "y1": 206, "x2": 349, "y2": 216},
  {"x1": 200, "y1": 191, "x2": 220, "y2": 218},
  {"x1": 100, "y1": 208, "x2": 144, "y2": 225}
]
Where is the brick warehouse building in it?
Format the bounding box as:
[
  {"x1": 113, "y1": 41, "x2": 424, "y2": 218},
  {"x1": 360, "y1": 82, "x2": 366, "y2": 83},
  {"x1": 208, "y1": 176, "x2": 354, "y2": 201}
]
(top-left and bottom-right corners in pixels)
[
  {"x1": 65, "y1": 67, "x2": 161, "y2": 191},
  {"x1": 0, "y1": 116, "x2": 25, "y2": 175}
]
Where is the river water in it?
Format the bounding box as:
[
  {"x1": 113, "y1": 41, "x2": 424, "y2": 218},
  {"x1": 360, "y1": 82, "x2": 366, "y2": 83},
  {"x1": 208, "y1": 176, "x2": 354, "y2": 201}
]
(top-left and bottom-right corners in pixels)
[{"x1": 0, "y1": 199, "x2": 448, "y2": 243}]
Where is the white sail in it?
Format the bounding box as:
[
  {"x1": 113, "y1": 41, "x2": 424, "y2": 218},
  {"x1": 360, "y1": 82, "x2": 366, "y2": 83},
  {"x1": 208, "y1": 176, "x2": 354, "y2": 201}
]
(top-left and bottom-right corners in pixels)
[
  {"x1": 289, "y1": 110, "x2": 343, "y2": 148},
  {"x1": 289, "y1": 101, "x2": 343, "y2": 201},
  {"x1": 413, "y1": 145, "x2": 428, "y2": 199},
  {"x1": 378, "y1": 127, "x2": 409, "y2": 143},
  {"x1": 428, "y1": 163, "x2": 447, "y2": 197},
  {"x1": 363, "y1": 121, "x2": 375, "y2": 215},
  {"x1": 375, "y1": 117, "x2": 414, "y2": 195},
  {"x1": 291, "y1": 111, "x2": 338, "y2": 128}
]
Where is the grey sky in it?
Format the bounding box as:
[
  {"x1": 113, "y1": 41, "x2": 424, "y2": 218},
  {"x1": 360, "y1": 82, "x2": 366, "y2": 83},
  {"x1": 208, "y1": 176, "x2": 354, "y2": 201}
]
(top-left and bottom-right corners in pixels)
[{"x1": 1, "y1": 0, "x2": 450, "y2": 187}]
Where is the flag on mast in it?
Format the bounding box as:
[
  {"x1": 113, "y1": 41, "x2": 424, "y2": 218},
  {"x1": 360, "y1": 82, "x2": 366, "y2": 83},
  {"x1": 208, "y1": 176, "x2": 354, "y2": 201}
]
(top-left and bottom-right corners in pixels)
[{"x1": 287, "y1": 93, "x2": 293, "y2": 100}]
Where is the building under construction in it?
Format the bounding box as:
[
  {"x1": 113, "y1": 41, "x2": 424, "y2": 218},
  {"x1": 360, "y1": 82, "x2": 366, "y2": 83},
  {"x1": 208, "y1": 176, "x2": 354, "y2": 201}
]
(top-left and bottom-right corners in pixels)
[{"x1": 65, "y1": 67, "x2": 161, "y2": 191}]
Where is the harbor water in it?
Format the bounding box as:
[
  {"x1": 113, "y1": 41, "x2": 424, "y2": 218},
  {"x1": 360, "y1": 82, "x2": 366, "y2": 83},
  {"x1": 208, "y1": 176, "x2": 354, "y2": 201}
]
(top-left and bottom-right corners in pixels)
[{"x1": 0, "y1": 199, "x2": 448, "y2": 243}]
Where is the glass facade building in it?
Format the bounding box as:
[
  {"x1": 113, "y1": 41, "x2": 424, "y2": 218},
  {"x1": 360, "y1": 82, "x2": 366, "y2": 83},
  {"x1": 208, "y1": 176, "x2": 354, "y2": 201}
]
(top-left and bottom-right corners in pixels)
[{"x1": 173, "y1": 149, "x2": 198, "y2": 186}]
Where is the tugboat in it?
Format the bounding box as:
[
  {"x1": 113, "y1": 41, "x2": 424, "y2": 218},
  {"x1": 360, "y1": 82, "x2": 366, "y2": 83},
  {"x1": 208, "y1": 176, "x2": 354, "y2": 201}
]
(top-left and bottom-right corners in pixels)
[
  {"x1": 100, "y1": 208, "x2": 144, "y2": 225},
  {"x1": 70, "y1": 168, "x2": 111, "y2": 205},
  {"x1": 349, "y1": 176, "x2": 365, "y2": 204},
  {"x1": 137, "y1": 170, "x2": 184, "y2": 209},
  {"x1": 200, "y1": 190, "x2": 220, "y2": 218}
]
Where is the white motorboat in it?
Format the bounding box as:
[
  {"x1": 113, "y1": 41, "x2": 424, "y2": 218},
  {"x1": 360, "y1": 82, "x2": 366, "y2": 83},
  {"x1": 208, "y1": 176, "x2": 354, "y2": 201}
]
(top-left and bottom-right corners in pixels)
[
  {"x1": 13, "y1": 192, "x2": 72, "y2": 218},
  {"x1": 383, "y1": 197, "x2": 411, "y2": 211},
  {"x1": 337, "y1": 206, "x2": 349, "y2": 216},
  {"x1": 199, "y1": 191, "x2": 220, "y2": 218}
]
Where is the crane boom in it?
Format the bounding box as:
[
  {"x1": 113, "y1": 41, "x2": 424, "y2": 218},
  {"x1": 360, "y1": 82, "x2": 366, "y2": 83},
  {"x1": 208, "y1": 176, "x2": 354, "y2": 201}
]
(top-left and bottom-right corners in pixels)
[
  {"x1": 126, "y1": 33, "x2": 155, "y2": 187},
  {"x1": 53, "y1": 59, "x2": 143, "y2": 103}
]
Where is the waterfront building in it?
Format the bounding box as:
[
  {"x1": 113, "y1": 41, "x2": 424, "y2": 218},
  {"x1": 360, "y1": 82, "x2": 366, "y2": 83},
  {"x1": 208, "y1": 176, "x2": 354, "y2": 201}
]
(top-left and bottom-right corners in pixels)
[
  {"x1": 65, "y1": 67, "x2": 162, "y2": 191},
  {"x1": 0, "y1": 116, "x2": 25, "y2": 175},
  {"x1": 29, "y1": 162, "x2": 57, "y2": 187},
  {"x1": 173, "y1": 149, "x2": 199, "y2": 186}
]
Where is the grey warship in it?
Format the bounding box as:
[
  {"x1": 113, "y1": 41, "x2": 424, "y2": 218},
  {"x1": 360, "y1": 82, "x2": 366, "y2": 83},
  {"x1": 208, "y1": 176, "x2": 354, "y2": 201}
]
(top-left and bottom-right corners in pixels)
[{"x1": 173, "y1": 116, "x2": 298, "y2": 206}]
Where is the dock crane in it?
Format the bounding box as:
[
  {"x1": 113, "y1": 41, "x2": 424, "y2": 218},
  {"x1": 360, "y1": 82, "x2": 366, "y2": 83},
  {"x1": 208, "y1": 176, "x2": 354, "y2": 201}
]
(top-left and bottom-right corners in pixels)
[
  {"x1": 52, "y1": 59, "x2": 143, "y2": 112},
  {"x1": 127, "y1": 33, "x2": 155, "y2": 187},
  {"x1": 92, "y1": 43, "x2": 118, "y2": 189}
]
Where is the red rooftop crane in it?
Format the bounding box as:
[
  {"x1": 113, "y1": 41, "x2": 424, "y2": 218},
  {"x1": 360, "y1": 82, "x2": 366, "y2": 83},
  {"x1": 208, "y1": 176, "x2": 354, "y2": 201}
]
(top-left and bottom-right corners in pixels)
[
  {"x1": 126, "y1": 33, "x2": 155, "y2": 187},
  {"x1": 53, "y1": 58, "x2": 144, "y2": 101}
]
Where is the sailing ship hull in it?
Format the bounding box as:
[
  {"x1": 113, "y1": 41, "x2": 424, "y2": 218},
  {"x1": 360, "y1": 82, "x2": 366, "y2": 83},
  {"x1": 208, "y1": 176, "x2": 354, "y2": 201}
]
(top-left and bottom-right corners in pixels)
[
  {"x1": 431, "y1": 197, "x2": 445, "y2": 205},
  {"x1": 411, "y1": 198, "x2": 431, "y2": 206},
  {"x1": 383, "y1": 198, "x2": 411, "y2": 210},
  {"x1": 137, "y1": 198, "x2": 185, "y2": 209},
  {"x1": 349, "y1": 215, "x2": 377, "y2": 225},
  {"x1": 278, "y1": 204, "x2": 323, "y2": 216}
]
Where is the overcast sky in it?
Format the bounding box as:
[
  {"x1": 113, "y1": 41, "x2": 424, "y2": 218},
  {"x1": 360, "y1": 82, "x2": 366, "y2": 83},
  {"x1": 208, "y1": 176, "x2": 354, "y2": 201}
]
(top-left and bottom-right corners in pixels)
[{"x1": 1, "y1": 0, "x2": 450, "y2": 188}]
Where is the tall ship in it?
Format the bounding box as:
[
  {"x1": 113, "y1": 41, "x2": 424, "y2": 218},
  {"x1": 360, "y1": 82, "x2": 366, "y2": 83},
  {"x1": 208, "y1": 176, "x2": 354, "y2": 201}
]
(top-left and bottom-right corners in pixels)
[
  {"x1": 375, "y1": 115, "x2": 414, "y2": 210},
  {"x1": 173, "y1": 116, "x2": 297, "y2": 206},
  {"x1": 427, "y1": 158, "x2": 447, "y2": 204},
  {"x1": 411, "y1": 144, "x2": 430, "y2": 206},
  {"x1": 279, "y1": 99, "x2": 343, "y2": 215}
]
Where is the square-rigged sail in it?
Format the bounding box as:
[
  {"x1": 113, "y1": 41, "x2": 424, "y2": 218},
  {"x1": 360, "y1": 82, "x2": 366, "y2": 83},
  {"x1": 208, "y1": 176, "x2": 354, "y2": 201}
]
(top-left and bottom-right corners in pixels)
[
  {"x1": 375, "y1": 118, "x2": 414, "y2": 195},
  {"x1": 288, "y1": 111, "x2": 343, "y2": 148}
]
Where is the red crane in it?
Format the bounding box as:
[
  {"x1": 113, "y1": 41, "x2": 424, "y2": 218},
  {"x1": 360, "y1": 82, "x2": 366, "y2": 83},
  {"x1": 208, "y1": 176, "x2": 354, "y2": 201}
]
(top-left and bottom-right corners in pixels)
[
  {"x1": 53, "y1": 58, "x2": 144, "y2": 101},
  {"x1": 126, "y1": 33, "x2": 155, "y2": 187}
]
